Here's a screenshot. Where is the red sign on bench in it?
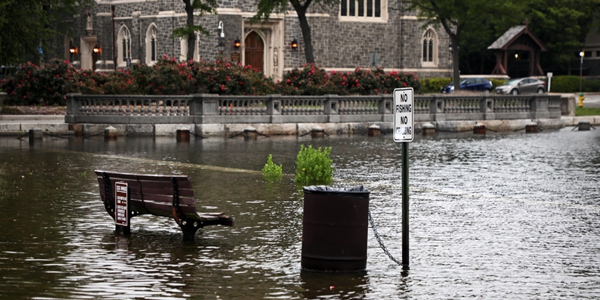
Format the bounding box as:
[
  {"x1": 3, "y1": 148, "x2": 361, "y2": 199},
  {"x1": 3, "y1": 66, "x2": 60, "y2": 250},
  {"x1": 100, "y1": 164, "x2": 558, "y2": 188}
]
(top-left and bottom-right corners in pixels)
[{"x1": 115, "y1": 182, "x2": 128, "y2": 226}]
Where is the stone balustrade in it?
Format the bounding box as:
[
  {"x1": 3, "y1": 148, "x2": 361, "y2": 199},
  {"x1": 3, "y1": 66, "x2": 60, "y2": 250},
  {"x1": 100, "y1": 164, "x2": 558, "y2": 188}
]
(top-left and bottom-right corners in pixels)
[
  {"x1": 65, "y1": 93, "x2": 563, "y2": 136},
  {"x1": 66, "y1": 93, "x2": 563, "y2": 124}
]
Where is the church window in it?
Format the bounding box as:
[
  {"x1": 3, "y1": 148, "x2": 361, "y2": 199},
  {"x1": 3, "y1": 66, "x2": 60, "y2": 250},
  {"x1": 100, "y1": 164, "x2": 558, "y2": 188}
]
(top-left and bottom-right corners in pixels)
[
  {"x1": 117, "y1": 25, "x2": 132, "y2": 67},
  {"x1": 146, "y1": 24, "x2": 158, "y2": 66},
  {"x1": 340, "y1": 0, "x2": 387, "y2": 22},
  {"x1": 422, "y1": 29, "x2": 438, "y2": 67}
]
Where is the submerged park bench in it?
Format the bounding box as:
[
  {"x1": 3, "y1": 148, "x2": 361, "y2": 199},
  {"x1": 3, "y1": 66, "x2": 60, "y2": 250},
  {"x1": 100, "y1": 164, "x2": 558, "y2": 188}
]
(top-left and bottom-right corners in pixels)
[{"x1": 95, "y1": 170, "x2": 233, "y2": 240}]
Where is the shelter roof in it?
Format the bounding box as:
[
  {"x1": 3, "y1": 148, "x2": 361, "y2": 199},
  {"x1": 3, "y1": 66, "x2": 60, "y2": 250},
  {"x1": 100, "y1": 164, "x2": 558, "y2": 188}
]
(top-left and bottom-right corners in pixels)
[{"x1": 488, "y1": 25, "x2": 547, "y2": 51}]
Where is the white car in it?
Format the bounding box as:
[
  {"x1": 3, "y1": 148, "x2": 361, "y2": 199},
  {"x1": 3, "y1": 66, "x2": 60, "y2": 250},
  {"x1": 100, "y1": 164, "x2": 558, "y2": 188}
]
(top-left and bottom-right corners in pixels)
[{"x1": 495, "y1": 78, "x2": 547, "y2": 95}]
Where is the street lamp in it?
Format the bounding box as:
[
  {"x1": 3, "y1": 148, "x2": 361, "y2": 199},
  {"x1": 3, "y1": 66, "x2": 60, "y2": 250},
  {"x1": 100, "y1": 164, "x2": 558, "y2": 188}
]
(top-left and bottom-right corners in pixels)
[{"x1": 579, "y1": 51, "x2": 585, "y2": 107}]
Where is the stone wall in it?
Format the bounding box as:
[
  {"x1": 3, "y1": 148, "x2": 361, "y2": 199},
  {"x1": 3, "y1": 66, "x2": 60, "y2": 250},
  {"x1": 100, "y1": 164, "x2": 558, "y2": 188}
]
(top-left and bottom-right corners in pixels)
[{"x1": 61, "y1": 0, "x2": 451, "y2": 79}]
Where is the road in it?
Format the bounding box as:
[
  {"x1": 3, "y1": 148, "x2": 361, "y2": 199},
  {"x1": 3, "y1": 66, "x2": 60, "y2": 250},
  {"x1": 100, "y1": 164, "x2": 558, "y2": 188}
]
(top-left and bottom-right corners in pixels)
[{"x1": 582, "y1": 94, "x2": 600, "y2": 108}]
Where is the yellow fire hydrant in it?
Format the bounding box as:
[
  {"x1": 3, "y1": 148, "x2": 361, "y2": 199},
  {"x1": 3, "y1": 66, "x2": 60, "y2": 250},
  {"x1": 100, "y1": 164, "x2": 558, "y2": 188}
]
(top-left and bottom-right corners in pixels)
[{"x1": 579, "y1": 92, "x2": 585, "y2": 107}]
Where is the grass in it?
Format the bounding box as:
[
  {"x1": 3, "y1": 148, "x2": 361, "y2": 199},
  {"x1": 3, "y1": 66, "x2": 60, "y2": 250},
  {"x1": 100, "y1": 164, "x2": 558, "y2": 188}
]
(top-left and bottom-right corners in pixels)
[
  {"x1": 575, "y1": 107, "x2": 600, "y2": 116},
  {"x1": 0, "y1": 106, "x2": 23, "y2": 114}
]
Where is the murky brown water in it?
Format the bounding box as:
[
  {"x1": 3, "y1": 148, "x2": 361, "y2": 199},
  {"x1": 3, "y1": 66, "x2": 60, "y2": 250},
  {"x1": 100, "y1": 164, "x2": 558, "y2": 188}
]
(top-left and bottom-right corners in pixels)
[{"x1": 1, "y1": 127, "x2": 599, "y2": 299}]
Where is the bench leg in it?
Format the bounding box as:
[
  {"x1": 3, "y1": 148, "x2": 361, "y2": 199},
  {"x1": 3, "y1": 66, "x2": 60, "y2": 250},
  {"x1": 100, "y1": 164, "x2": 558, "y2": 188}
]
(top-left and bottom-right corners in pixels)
[{"x1": 181, "y1": 221, "x2": 202, "y2": 241}]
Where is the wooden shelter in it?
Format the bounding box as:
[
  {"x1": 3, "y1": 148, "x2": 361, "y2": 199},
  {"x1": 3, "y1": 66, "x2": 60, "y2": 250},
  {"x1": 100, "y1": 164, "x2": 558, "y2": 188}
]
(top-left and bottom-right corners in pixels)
[{"x1": 488, "y1": 22, "x2": 546, "y2": 77}]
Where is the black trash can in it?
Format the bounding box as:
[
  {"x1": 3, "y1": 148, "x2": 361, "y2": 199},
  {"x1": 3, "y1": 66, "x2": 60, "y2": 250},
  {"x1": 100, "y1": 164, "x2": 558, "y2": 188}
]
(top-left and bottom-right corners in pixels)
[{"x1": 301, "y1": 185, "x2": 370, "y2": 272}]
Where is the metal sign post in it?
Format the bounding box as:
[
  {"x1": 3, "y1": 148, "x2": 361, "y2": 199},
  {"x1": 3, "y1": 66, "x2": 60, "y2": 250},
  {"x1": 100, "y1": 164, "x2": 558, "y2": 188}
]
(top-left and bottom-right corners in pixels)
[{"x1": 393, "y1": 87, "x2": 413, "y2": 270}]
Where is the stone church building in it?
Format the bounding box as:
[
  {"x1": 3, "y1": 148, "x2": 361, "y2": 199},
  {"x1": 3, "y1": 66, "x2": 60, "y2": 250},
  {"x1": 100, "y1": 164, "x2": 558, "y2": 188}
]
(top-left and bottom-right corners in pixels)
[{"x1": 62, "y1": 0, "x2": 452, "y2": 80}]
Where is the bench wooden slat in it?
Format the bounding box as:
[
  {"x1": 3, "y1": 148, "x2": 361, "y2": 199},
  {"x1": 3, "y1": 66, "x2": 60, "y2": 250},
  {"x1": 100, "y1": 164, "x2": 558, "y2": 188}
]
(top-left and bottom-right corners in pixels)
[
  {"x1": 98, "y1": 178, "x2": 195, "y2": 199},
  {"x1": 97, "y1": 178, "x2": 193, "y2": 192},
  {"x1": 94, "y1": 169, "x2": 233, "y2": 241}
]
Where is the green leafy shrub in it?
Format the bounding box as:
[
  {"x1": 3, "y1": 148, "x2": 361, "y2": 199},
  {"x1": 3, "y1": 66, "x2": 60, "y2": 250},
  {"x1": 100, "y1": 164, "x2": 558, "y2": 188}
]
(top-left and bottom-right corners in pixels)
[
  {"x1": 584, "y1": 79, "x2": 600, "y2": 93},
  {"x1": 262, "y1": 154, "x2": 283, "y2": 180},
  {"x1": 295, "y1": 145, "x2": 334, "y2": 186},
  {"x1": 547, "y1": 76, "x2": 600, "y2": 93},
  {"x1": 490, "y1": 79, "x2": 506, "y2": 90},
  {"x1": 420, "y1": 78, "x2": 449, "y2": 93},
  {"x1": 550, "y1": 76, "x2": 580, "y2": 93}
]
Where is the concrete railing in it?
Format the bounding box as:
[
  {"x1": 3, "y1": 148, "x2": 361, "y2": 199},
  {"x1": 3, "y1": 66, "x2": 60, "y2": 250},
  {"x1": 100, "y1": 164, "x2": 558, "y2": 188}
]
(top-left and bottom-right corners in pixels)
[{"x1": 65, "y1": 93, "x2": 563, "y2": 124}]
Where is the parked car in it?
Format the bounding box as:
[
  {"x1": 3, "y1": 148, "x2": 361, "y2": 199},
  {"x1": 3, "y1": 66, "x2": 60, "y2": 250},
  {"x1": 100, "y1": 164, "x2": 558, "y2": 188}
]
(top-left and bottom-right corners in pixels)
[
  {"x1": 495, "y1": 78, "x2": 546, "y2": 95},
  {"x1": 440, "y1": 78, "x2": 493, "y2": 93}
]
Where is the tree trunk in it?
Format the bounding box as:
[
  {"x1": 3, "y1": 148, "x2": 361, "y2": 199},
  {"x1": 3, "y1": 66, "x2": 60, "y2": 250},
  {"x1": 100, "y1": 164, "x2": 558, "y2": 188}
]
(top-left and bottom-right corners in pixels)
[
  {"x1": 450, "y1": 39, "x2": 460, "y2": 91},
  {"x1": 184, "y1": 0, "x2": 195, "y2": 61},
  {"x1": 291, "y1": 1, "x2": 314, "y2": 64}
]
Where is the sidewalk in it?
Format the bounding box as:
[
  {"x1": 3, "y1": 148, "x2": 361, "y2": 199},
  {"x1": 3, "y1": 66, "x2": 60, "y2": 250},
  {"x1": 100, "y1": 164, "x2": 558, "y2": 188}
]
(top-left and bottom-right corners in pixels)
[{"x1": 0, "y1": 115, "x2": 70, "y2": 136}]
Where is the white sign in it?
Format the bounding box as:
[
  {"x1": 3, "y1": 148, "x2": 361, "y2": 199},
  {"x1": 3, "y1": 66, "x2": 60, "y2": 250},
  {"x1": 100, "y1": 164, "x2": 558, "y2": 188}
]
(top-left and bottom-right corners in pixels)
[
  {"x1": 115, "y1": 182, "x2": 128, "y2": 226},
  {"x1": 393, "y1": 87, "x2": 414, "y2": 142}
]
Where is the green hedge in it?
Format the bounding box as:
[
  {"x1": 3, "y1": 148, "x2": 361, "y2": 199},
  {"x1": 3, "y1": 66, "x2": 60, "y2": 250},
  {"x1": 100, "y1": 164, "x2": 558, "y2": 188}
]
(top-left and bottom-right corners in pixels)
[
  {"x1": 550, "y1": 75, "x2": 600, "y2": 93},
  {"x1": 420, "y1": 78, "x2": 451, "y2": 93}
]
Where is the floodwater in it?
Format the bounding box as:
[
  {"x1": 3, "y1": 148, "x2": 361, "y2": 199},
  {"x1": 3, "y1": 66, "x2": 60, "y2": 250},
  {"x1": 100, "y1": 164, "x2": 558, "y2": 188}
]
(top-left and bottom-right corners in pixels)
[{"x1": 0, "y1": 127, "x2": 599, "y2": 299}]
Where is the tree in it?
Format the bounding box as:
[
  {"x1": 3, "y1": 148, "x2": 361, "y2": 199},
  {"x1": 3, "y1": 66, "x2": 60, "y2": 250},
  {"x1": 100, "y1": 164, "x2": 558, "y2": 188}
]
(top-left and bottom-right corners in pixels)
[
  {"x1": 406, "y1": 0, "x2": 520, "y2": 90},
  {"x1": 523, "y1": 0, "x2": 600, "y2": 74},
  {"x1": 253, "y1": 0, "x2": 340, "y2": 64},
  {"x1": 458, "y1": 2, "x2": 525, "y2": 74},
  {"x1": 0, "y1": 0, "x2": 51, "y2": 67},
  {"x1": 0, "y1": 0, "x2": 90, "y2": 67},
  {"x1": 172, "y1": 0, "x2": 218, "y2": 61}
]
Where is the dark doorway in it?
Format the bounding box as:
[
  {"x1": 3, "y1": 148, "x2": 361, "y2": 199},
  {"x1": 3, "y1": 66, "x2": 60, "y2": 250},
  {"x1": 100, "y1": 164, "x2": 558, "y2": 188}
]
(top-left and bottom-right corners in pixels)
[
  {"x1": 508, "y1": 51, "x2": 530, "y2": 78},
  {"x1": 245, "y1": 32, "x2": 264, "y2": 73}
]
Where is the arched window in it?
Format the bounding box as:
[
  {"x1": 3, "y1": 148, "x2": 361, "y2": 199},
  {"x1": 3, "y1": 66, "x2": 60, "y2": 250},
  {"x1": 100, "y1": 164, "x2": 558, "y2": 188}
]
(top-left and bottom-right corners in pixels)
[
  {"x1": 117, "y1": 25, "x2": 132, "y2": 67},
  {"x1": 422, "y1": 29, "x2": 438, "y2": 66},
  {"x1": 145, "y1": 24, "x2": 158, "y2": 66},
  {"x1": 180, "y1": 32, "x2": 200, "y2": 61}
]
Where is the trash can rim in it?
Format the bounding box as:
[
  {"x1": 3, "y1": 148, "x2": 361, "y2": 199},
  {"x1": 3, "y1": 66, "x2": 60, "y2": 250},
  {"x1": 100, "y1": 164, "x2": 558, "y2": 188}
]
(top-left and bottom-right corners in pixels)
[{"x1": 303, "y1": 185, "x2": 369, "y2": 194}]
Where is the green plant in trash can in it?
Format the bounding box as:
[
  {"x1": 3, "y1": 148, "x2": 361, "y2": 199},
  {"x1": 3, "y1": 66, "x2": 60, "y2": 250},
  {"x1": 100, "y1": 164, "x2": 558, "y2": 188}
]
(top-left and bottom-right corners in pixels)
[
  {"x1": 295, "y1": 145, "x2": 334, "y2": 185},
  {"x1": 262, "y1": 154, "x2": 283, "y2": 180}
]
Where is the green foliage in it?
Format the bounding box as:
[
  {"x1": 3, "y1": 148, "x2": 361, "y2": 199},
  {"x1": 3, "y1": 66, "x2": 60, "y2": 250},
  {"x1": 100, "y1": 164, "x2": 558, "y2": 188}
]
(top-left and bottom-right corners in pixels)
[
  {"x1": 295, "y1": 145, "x2": 334, "y2": 186},
  {"x1": 262, "y1": 154, "x2": 283, "y2": 181},
  {"x1": 550, "y1": 76, "x2": 580, "y2": 93},
  {"x1": 421, "y1": 78, "x2": 452, "y2": 93},
  {"x1": 490, "y1": 79, "x2": 506, "y2": 90},
  {"x1": 0, "y1": 0, "x2": 92, "y2": 66},
  {"x1": 525, "y1": 0, "x2": 600, "y2": 71},
  {"x1": 549, "y1": 76, "x2": 600, "y2": 93}
]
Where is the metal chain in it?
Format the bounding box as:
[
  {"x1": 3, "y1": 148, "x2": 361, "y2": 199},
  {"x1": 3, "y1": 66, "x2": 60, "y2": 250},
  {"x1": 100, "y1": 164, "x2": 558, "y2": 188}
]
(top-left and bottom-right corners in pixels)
[{"x1": 368, "y1": 209, "x2": 403, "y2": 266}]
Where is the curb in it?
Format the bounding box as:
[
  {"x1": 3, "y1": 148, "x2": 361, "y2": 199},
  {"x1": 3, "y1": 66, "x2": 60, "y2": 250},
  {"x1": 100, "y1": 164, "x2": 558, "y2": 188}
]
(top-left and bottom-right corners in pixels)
[{"x1": 0, "y1": 115, "x2": 65, "y2": 121}]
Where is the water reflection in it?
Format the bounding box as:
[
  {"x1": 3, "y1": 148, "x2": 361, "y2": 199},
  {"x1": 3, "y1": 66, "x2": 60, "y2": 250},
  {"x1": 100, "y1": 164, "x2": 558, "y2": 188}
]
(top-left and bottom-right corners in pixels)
[{"x1": 0, "y1": 128, "x2": 599, "y2": 298}]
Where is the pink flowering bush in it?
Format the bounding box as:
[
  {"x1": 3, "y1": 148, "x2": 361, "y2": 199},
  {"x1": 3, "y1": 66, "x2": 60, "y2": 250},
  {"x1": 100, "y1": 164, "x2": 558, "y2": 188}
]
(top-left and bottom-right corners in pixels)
[
  {"x1": 1, "y1": 59, "x2": 81, "y2": 105},
  {"x1": 131, "y1": 56, "x2": 195, "y2": 95},
  {"x1": 0, "y1": 57, "x2": 421, "y2": 105},
  {"x1": 192, "y1": 57, "x2": 275, "y2": 95},
  {"x1": 277, "y1": 64, "x2": 421, "y2": 95}
]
